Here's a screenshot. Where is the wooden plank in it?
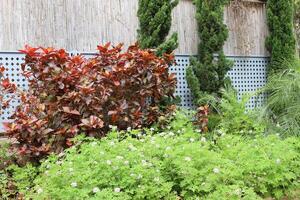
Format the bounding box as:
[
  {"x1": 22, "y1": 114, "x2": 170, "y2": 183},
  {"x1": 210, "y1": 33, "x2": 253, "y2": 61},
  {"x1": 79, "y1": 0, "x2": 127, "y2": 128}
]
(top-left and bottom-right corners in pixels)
[{"x1": 0, "y1": 0, "x2": 269, "y2": 56}]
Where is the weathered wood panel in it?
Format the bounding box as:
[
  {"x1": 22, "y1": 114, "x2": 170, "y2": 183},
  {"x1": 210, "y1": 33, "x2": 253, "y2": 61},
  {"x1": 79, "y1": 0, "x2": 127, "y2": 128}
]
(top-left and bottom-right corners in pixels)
[
  {"x1": 224, "y1": 1, "x2": 269, "y2": 56},
  {"x1": 0, "y1": 0, "x2": 268, "y2": 56}
]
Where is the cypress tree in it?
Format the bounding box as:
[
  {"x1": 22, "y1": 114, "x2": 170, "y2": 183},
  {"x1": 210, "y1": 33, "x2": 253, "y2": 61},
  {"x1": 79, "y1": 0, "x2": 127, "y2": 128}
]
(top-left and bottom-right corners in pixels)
[
  {"x1": 137, "y1": 0, "x2": 179, "y2": 56},
  {"x1": 266, "y1": 0, "x2": 296, "y2": 72},
  {"x1": 186, "y1": 0, "x2": 232, "y2": 104}
]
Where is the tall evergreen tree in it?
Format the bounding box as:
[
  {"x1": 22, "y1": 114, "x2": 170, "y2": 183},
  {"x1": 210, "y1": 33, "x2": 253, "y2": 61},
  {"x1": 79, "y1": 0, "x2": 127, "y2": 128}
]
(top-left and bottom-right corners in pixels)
[
  {"x1": 186, "y1": 0, "x2": 232, "y2": 103},
  {"x1": 266, "y1": 0, "x2": 296, "y2": 73},
  {"x1": 137, "y1": 0, "x2": 179, "y2": 56}
]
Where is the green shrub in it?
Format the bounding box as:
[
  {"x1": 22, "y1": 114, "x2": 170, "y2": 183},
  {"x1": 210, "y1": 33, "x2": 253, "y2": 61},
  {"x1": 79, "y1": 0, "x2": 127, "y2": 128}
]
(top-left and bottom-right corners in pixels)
[
  {"x1": 137, "y1": 0, "x2": 179, "y2": 56},
  {"x1": 186, "y1": 0, "x2": 233, "y2": 100},
  {"x1": 262, "y1": 60, "x2": 300, "y2": 136},
  {"x1": 15, "y1": 113, "x2": 300, "y2": 199},
  {"x1": 217, "y1": 86, "x2": 266, "y2": 136},
  {"x1": 266, "y1": 0, "x2": 296, "y2": 73}
]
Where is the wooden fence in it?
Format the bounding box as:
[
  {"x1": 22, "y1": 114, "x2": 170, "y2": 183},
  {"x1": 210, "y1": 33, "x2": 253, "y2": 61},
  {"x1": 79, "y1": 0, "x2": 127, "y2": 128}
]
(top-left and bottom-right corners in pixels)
[{"x1": 0, "y1": 0, "x2": 269, "y2": 56}]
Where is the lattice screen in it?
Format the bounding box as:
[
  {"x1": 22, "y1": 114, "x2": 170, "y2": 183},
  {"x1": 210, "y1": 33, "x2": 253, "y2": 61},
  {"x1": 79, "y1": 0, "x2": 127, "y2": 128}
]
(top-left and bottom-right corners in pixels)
[{"x1": 0, "y1": 52, "x2": 268, "y2": 132}]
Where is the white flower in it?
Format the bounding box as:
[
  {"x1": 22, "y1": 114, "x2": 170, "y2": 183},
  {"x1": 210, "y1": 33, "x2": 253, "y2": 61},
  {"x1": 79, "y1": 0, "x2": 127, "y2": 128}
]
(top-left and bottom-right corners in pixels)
[
  {"x1": 106, "y1": 160, "x2": 112, "y2": 165},
  {"x1": 130, "y1": 173, "x2": 135, "y2": 177},
  {"x1": 150, "y1": 127, "x2": 155, "y2": 131},
  {"x1": 177, "y1": 130, "x2": 181, "y2": 134},
  {"x1": 201, "y1": 137, "x2": 206, "y2": 142},
  {"x1": 71, "y1": 182, "x2": 77, "y2": 187},
  {"x1": 169, "y1": 132, "x2": 175, "y2": 136},
  {"x1": 109, "y1": 141, "x2": 115, "y2": 146},
  {"x1": 100, "y1": 151, "x2": 105, "y2": 155},
  {"x1": 116, "y1": 156, "x2": 124, "y2": 160},
  {"x1": 167, "y1": 126, "x2": 171, "y2": 130},
  {"x1": 37, "y1": 188, "x2": 43, "y2": 194},
  {"x1": 184, "y1": 157, "x2": 192, "y2": 162},
  {"x1": 166, "y1": 146, "x2": 171, "y2": 151},
  {"x1": 124, "y1": 160, "x2": 129, "y2": 165},
  {"x1": 114, "y1": 187, "x2": 121, "y2": 193},
  {"x1": 196, "y1": 129, "x2": 201, "y2": 133},
  {"x1": 276, "y1": 123, "x2": 281, "y2": 127},
  {"x1": 189, "y1": 138, "x2": 195, "y2": 142},
  {"x1": 127, "y1": 127, "x2": 132, "y2": 131},
  {"x1": 213, "y1": 168, "x2": 220, "y2": 174},
  {"x1": 69, "y1": 168, "x2": 74, "y2": 172},
  {"x1": 141, "y1": 160, "x2": 147, "y2": 166},
  {"x1": 276, "y1": 159, "x2": 281, "y2": 164},
  {"x1": 45, "y1": 170, "x2": 49, "y2": 175},
  {"x1": 93, "y1": 187, "x2": 100, "y2": 193},
  {"x1": 154, "y1": 177, "x2": 160, "y2": 182},
  {"x1": 137, "y1": 174, "x2": 143, "y2": 179},
  {"x1": 91, "y1": 142, "x2": 97, "y2": 147},
  {"x1": 234, "y1": 188, "x2": 242, "y2": 196},
  {"x1": 128, "y1": 144, "x2": 137, "y2": 151},
  {"x1": 46, "y1": 165, "x2": 51, "y2": 169}
]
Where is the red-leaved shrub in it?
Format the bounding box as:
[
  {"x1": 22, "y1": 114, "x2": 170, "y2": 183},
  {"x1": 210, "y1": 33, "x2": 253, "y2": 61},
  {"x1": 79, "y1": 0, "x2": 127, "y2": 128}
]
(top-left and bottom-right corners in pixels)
[{"x1": 0, "y1": 43, "x2": 176, "y2": 161}]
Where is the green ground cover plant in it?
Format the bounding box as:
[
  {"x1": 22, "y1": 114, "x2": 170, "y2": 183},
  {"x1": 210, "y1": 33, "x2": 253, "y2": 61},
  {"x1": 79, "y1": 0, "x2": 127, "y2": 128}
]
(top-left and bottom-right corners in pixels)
[{"x1": 1, "y1": 111, "x2": 298, "y2": 200}]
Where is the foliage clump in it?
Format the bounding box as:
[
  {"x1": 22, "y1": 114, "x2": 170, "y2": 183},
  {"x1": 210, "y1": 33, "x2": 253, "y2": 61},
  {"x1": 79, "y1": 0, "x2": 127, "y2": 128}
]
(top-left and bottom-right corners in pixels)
[
  {"x1": 262, "y1": 59, "x2": 300, "y2": 136},
  {"x1": 186, "y1": 0, "x2": 233, "y2": 103},
  {"x1": 137, "y1": 0, "x2": 179, "y2": 56},
  {"x1": 266, "y1": 0, "x2": 296, "y2": 73},
  {"x1": 0, "y1": 44, "x2": 177, "y2": 161},
  {"x1": 8, "y1": 114, "x2": 299, "y2": 200}
]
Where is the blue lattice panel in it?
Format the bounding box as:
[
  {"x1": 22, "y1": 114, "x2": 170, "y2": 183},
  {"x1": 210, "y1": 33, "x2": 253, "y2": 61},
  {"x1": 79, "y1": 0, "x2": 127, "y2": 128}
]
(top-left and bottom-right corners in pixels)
[{"x1": 0, "y1": 52, "x2": 269, "y2": 132}]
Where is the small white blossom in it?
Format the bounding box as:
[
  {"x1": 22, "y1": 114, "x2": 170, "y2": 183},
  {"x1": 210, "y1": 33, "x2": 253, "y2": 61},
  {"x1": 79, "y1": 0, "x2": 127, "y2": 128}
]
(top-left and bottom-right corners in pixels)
[
  {"x1": 201, "y1": 137, "x2": 206, "y2": 142},
  {"x1": 128, "y1": 144, "x2": 137, "y2": 151},
  {"x1": 37, "y1": 188, "x2": 43, "y2": 194},
  {"x1": 93, "y1": 187, "x2": 100, "y2": 193},
  {"x1": 71, "y1": 182, "x2": 77, "y2": 188},
  {"x1": 196, "y1": 129, "x2": 202, "y2": 133},
  {"x1": 167, "y1": 126, "x2": 171, "y2": 130},
  {"x1": 234, "y1": 188, "x2": 242, "y2": 196},
  {"x1": 130, "y1": 173, "x2": 135, "y2": 177},
  {"x1": 141, "y1": 160, "x2": 147, "y2": 166},
  {"x1": 137, "y1": 174, "x2": 143, "y2": 179},
  {"x1": 127, "y1": 127, "x2": 132, "y2": 131},
  {"x1": 124, "y1": 160, "x2": 129, "y2": 165},
  {"x1": 106, "y1": 160, "x2": 112, "y2": 165},
  {"x1": 166, "y1": 146, "x2": 171, "y2": 151},
  {"x1": 276, "y1": 123, "x2": 281, "y2": 127},
  {"x1": 213, "y1": 168, "x2": 220, "y2": 174},
  {"x1": 114, "y1": 187, "x2": 121, "y2": 193},
  {"x1": 150, "y1": 127, "x2": 155, "y2": 131},
  {"x1": 184, "y1": 157, "x2": 192, "y2": 162},
  {"x1": 45, "y1": 170, "x2": 49, "y2": 175},
  {"x1": 116, "y1": 156, "x2": 124, "y2": 160},
  {"x1": 169, "y1": 132, "x2": 175, "y2": 136},
  {"x1": 154, "y1": 177, "x2": 160, "y2": 182},
  {"x1": 100, "y1": 151, "x2": 105, "y2": 155},
  {"x1": 177, "y1": 130, "x2": 181, "y2": 134},
  {"x1": 91, "y1": 142, "x2": 97, "y2": 147},
  {"x1": 46, "y1": 164, "x2": 51, "y2": 169},
  {"x1": 69, "y1": 168, "x2": 74, "y2": 172},
  {"x1": 189, "y1": 138, "x2": 195, "y2": 142},
  {"x1": 109, "y1": 141, "x2": 115, "y2": 146},
  {"x1": 276, "y1": 159, "x2": 281, "y2": 164}
]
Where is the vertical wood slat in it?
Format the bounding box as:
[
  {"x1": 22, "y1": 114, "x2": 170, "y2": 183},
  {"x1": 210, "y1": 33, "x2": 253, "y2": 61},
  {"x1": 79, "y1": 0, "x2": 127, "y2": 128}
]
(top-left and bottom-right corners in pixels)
[{"x1": 0, "y1": 0, "x2": 268, "y2": 56}]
